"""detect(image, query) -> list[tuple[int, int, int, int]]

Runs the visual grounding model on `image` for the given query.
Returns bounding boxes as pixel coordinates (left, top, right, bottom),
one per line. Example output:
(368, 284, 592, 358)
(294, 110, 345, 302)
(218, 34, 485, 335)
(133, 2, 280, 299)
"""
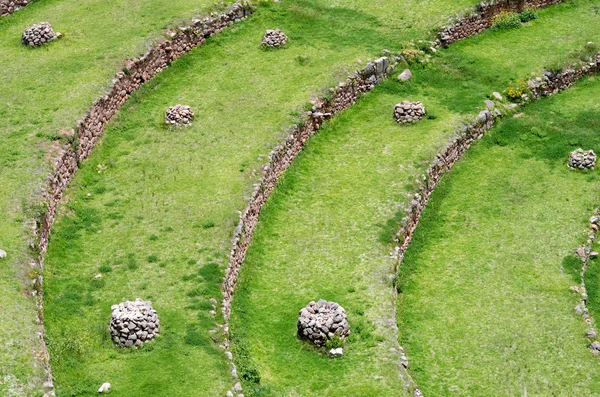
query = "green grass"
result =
(0, 0, 228, 395)
(398, 77, 600, 396)
(39, 0, 496, 395)
(230, 1, 600, 395)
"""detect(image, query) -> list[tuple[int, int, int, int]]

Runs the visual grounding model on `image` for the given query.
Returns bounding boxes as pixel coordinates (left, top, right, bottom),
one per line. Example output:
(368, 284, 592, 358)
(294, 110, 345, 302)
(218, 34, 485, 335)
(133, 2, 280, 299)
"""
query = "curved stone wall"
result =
(25, 3, 254, 395)
(438, 0, 566, 47)
(389, 53, 600, 372)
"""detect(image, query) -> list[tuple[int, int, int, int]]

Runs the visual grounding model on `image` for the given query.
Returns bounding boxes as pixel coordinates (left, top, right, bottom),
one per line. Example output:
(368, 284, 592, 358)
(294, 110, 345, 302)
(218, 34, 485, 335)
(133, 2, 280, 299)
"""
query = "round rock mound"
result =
(110, 299, 159, 348)
(262, 29, 287, 48)
(568, 148, 596, 170)
(394, 101, 426, 123)
(165, 104, 194, 126)
(22, 22, 57, 47)
(298, 299, 349, 346)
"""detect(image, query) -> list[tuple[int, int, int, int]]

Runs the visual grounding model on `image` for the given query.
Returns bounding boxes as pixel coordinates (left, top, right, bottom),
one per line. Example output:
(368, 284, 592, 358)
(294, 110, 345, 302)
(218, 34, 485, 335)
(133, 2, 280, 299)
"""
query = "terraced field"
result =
(397, 76, 600, 396)
(0, 1, 223, 395)
(2, 0, 600, 395)
(231, 0, 600, 395)
(41, 0, 486, 395)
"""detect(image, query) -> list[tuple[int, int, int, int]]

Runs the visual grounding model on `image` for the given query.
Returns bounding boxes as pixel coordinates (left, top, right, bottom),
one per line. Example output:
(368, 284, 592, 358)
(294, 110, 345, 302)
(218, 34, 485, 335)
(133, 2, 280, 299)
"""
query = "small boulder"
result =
(492, 92, 503, 101)
(329, 347, 344, 358)
(397, 69, 412, 81)
(0, 249, 6, 259)
(97, 383, 111, 393)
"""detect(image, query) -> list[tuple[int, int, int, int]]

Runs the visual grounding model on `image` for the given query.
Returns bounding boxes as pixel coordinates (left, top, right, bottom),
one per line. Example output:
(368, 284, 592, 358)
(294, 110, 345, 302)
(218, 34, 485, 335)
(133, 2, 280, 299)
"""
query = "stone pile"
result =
(568, 148, 596, 170)
(109, 299, 159, 347)
(22, 22, 57, 47)
(165, 104, 194, 126)
(1, 0, 30, 16)
(394, 101, 426, 123)
(297, 299, 349, 346)
(261, 29, 287, 48)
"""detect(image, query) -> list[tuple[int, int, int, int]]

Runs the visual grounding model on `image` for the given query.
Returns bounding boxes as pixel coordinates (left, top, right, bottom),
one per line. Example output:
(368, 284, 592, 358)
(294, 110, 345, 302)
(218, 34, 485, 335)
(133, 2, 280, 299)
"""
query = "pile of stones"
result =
(297, 299, 349, 346)
(22, 22, 58, 47)
(394, 101, 426, 123)
(261, 29, 287, 48)
(165, 104, 194, 126)
(568, 148, 596, 170)
(109, 299, 159, 347)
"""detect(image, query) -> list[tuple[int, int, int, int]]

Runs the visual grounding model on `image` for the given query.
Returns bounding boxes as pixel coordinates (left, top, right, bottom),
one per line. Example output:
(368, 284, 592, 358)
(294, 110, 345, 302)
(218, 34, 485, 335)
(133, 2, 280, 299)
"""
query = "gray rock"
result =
(329, 347, 344, 358)
(97, 383, 111, 393)
(492, 92, 503, 101)
(0, 249, 6, 259)
(397, 69, 412, 81)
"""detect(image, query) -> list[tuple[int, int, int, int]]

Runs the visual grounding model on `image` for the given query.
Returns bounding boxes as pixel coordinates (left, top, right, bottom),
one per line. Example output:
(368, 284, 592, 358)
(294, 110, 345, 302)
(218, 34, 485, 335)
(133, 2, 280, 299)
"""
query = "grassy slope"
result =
(0, 0, 221, 395)
(41, 0, 486, 396)
(232, 1, 600, 395)
(398, 79, 600, 395)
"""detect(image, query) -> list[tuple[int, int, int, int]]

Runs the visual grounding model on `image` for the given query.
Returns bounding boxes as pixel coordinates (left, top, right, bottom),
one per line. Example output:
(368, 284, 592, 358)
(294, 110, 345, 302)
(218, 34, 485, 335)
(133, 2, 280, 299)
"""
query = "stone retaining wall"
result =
(393, 52, 600, 270)
(438, 0, 566, 47)
(222, 56, 393, 323)
(389, 54, 600, 375)
(0, 0, 30, 16)
(28, 3, 254, 395)
(37, 2, 254, 252)
(572, 211, 600, 355)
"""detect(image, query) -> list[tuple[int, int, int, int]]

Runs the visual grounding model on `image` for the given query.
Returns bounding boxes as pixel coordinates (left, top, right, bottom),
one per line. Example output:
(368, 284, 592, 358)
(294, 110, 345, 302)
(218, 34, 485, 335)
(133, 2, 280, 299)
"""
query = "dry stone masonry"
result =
(0, 0, 30, 16)
(298, 300, 350, 346)
(32, 6, 254, 393)
(394, 101, 426, 123)
(261, 29, 287, 48)
(22, 22, 59, 47)
(222, 56, 393, 324)
(568, 149, 596, 170)
(569, 211, 600, 356)
(438, 0, 567, 47)
(166, 104, 194, 126)
(110, 299, 159, 347)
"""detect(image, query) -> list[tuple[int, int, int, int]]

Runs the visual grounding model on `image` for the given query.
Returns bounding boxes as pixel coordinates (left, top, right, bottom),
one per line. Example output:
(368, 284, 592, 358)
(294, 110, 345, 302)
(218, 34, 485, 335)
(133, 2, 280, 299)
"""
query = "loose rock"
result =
(394, 101, 426, 123)
(261, 29, 287, 48)
(22, 22, 57, 47)
(397, 69, 412, 81)
(568, 148, 596, 170)
(110, 299, 159, 347)
(297, 299, 350, 346)
(165, 104, 194, 126)
(0, 249, 6, 259)
(98, 383, 111, 393)
(329, 347, 344, 358)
